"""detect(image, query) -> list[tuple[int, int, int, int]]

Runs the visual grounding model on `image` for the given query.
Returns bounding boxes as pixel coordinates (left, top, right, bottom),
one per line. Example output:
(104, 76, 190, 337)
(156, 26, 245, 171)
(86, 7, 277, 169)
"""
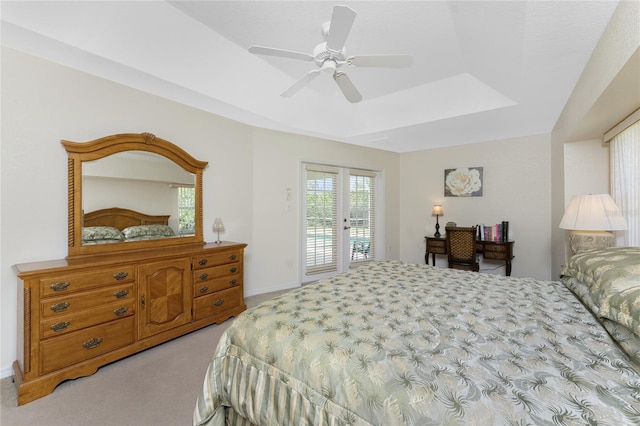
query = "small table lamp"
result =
(212, 218, 225, 244)
(432, 205, 444, 238)
(559, 194, 627, 255)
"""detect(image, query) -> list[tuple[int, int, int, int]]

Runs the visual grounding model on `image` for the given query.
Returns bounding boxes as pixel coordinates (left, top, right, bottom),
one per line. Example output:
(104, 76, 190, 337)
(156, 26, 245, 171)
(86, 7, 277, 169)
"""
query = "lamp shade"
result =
(432, 205, 444, 216)
(212, 218, 225, 231)
(559, 194, 627, 231)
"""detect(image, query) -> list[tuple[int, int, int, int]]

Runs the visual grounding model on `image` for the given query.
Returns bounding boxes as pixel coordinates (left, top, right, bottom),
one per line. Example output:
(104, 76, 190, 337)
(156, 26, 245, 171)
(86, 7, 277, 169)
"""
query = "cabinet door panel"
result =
(138, 259, 191, 339)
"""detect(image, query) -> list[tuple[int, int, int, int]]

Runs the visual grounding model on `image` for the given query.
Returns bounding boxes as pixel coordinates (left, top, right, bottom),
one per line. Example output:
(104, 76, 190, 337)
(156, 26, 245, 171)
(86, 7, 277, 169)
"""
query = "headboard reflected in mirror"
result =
(63, 133, 208, 259)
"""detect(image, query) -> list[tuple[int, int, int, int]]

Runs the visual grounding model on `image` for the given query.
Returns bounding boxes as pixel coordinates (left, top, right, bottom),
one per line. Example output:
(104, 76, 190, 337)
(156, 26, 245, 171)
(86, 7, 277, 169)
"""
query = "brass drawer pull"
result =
(229, 267, 238, 273)
(229, 279, 237, 286)
(50, 281, 70, 292)
(50, 321, 70, 332)
(113, 271, 129, 280)
(113, 289, 129, 299)
(50, 302, 70, 313)
(198, 259, 208, 266)
(229, 254, 237, 260)
(82, 337, 103, 350)
(199, 286, 209, 294)
(113, 307, 128, 317)
(214, 299, 224, 307)
(199, 273, 209, 281)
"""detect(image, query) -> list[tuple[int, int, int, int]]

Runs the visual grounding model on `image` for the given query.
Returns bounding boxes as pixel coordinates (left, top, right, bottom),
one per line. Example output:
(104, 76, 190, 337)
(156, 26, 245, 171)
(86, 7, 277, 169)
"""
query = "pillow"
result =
(122, 224, 175, 240)
(560, 247, 640, 357)
(82, 226, 124, 243)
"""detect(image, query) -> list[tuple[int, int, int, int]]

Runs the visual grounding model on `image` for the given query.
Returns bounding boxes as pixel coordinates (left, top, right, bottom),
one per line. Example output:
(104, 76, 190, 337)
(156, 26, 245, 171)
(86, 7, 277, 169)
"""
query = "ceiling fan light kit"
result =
(248, 5, 412, 103)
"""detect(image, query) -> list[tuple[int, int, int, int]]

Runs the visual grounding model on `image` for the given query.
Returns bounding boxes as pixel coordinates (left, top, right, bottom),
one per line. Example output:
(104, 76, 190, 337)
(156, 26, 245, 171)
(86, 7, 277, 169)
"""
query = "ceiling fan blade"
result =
(281, 69, 322, 97)
(281, 60, 336, 98)
(348, 54, 413, 68)
(248, 45, 314, 62)
(333, 72, 362, 103)
(326, 5, 357, 53)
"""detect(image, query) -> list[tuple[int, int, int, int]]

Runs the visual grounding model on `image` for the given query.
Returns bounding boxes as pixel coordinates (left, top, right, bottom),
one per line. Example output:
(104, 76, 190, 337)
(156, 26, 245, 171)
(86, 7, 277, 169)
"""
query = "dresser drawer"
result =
(194, 263, 240, 283)
(40, 266, 135, 297)
(40, 299, 135, 339)
(483, 250, 508, 260)
(482, 243, 512, 260)
(193, 287, 242, 321)
(483, 251, 507, 260)
(40, 316, 135, 374)
(484, 244, 507, 253)
(40, 284, 134, 318)
(426, 238, 447, 254)
(193, 249, 242, 270)
(194, 275, 240, 297)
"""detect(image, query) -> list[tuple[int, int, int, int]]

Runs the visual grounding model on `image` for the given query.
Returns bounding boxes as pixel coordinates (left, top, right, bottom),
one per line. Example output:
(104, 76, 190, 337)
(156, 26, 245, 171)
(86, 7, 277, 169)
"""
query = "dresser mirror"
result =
(64, 133, 208, 258)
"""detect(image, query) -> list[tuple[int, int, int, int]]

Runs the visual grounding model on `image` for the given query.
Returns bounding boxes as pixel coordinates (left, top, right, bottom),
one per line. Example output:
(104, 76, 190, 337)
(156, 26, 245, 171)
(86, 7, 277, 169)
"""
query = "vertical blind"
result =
(177, 186, 195, 235)
(305, 164, 339, 275)
(349, 169, 376, 262)
(610, 119, 640, 246)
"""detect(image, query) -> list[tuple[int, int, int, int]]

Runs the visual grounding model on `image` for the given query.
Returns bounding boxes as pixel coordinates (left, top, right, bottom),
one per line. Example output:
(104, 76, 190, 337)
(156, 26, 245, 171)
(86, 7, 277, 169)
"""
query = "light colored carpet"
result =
(0, 290, 291, 426)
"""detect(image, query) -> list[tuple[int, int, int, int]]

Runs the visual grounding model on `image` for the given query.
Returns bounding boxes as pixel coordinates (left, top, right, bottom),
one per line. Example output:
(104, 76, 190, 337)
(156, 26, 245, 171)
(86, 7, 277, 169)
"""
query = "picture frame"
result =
(444, 167, 483, 197)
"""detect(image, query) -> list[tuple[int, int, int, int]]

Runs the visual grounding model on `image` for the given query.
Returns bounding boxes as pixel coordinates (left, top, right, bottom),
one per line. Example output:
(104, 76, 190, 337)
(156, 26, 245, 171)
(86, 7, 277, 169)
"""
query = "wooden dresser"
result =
(13, 241, 246, 405)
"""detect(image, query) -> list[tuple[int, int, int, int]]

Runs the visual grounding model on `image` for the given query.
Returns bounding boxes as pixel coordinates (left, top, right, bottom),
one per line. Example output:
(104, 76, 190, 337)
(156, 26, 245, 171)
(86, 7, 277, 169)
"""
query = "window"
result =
(349, 170, 376, 263)
(304, 165, 338, 275)
(610, 119, 640, 246)
(177, 186, 195, 235)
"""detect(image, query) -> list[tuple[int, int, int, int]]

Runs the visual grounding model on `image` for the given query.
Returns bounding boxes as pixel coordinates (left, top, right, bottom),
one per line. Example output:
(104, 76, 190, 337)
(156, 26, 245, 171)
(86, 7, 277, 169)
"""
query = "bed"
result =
(194, 254, 640, 425)
(82, 207, 174, 244)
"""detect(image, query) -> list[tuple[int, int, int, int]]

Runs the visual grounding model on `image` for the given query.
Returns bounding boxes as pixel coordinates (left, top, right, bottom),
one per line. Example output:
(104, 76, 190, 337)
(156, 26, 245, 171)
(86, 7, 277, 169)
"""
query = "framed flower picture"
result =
(444, 167, 483, 197)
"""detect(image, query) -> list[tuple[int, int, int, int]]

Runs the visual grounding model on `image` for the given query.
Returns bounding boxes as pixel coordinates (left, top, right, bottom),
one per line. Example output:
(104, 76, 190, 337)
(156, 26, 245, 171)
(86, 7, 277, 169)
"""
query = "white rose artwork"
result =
(444, 167, 483, 197)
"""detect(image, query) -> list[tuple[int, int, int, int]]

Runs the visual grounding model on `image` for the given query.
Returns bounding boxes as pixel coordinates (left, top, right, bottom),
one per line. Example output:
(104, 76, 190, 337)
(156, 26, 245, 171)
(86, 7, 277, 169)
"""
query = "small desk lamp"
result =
(559, 194, 627, 255)
(432, 205, 444, 238)
(212, 218, 225, 244)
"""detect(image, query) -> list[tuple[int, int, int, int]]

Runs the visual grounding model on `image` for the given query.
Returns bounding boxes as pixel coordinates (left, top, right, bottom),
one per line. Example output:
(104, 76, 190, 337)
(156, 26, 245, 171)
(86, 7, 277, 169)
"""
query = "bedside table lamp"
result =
(432, 205, 444, 238)
(212, 218, 225, 244)
(559, 194, 627, 255)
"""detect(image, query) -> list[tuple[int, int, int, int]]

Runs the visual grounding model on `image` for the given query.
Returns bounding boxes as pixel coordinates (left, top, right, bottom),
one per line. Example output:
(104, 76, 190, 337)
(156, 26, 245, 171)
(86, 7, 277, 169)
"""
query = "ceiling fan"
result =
(248, 5, 413, 103)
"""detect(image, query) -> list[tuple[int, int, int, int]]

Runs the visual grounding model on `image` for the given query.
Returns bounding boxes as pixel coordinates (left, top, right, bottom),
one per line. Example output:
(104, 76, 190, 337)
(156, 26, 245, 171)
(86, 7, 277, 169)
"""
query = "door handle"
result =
(343, 226, 351, 230)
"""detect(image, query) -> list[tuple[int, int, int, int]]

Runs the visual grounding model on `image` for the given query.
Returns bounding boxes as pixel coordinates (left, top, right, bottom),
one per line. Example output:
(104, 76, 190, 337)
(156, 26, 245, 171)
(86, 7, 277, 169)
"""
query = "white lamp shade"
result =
(432, 205, 444, 216)
(212, 218, 225, 231)
(559, 194, 628, 231)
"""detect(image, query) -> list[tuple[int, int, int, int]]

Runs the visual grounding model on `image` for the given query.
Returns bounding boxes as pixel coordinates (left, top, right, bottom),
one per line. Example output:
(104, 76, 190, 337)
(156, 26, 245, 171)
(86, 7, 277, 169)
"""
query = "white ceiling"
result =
(1, 1, 622, 152)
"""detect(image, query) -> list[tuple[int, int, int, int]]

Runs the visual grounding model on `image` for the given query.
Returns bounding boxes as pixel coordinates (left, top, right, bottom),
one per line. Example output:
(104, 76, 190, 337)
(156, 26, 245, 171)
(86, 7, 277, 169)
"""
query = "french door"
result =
(302, 163, 379, 282)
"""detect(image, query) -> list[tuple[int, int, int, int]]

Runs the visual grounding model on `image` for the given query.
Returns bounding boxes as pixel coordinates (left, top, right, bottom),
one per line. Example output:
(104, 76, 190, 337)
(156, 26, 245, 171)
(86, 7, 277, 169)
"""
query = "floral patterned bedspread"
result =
(194, 260, 640, 426)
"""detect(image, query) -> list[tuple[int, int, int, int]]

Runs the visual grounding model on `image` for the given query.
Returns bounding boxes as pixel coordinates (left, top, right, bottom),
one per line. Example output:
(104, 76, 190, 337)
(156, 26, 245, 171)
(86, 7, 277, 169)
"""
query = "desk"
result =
(425, 236, 514, 276)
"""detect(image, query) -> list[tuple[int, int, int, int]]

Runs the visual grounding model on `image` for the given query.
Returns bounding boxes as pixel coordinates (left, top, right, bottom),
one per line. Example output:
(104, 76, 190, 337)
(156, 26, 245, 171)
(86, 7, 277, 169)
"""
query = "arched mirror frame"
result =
(63, 132, 208, 259)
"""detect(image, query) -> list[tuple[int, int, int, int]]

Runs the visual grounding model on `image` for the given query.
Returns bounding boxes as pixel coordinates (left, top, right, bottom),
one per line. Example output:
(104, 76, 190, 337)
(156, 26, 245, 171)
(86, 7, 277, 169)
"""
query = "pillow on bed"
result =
(560, 247, 640, 357)
(82, 226, 124, 244)
(122, 224, 175, 241)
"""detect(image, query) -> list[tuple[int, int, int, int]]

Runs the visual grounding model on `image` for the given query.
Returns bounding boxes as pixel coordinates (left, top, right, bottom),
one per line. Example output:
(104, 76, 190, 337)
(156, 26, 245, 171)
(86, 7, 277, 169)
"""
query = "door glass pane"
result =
(305, 169, 338, 275)
(349, 172, 375, 263)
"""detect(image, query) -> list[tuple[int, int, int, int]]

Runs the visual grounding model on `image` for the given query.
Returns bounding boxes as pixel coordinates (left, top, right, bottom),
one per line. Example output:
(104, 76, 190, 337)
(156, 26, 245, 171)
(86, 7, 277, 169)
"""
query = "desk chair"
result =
(445, 226, 479, 272)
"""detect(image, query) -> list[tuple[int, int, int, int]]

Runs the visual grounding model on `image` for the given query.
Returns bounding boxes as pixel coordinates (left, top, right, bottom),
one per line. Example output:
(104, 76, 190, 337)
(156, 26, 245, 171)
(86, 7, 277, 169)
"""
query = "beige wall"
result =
(564, 140, 610, 201)
(249, 128, 400, 293)
(399, 134, 552, 280)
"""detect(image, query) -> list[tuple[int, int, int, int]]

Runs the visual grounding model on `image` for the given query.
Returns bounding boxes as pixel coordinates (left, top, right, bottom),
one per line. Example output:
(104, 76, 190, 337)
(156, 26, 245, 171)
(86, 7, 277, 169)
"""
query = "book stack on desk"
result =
(479, 221, 509, 241)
